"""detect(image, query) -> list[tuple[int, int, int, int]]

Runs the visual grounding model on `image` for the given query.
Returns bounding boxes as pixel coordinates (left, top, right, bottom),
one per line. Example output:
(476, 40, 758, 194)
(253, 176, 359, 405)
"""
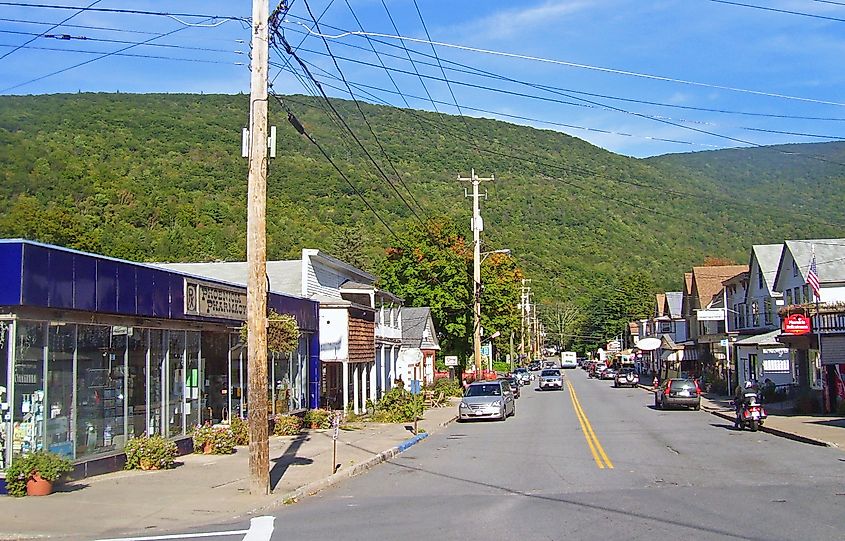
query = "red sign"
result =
(783, 313, 812, 335)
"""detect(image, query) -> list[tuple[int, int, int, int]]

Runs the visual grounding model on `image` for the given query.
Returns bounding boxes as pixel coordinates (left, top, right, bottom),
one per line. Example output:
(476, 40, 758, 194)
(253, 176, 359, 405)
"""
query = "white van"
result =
(561, 351, 578, 369)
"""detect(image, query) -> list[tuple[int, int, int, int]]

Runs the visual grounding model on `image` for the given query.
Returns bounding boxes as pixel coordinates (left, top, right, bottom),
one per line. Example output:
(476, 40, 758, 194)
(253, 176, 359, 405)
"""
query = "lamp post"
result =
(474, 249, 511, 378)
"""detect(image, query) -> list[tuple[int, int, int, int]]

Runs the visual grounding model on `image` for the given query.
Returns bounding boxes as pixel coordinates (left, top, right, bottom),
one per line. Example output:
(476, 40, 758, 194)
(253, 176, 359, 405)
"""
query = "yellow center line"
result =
(566, 380, 614, 469)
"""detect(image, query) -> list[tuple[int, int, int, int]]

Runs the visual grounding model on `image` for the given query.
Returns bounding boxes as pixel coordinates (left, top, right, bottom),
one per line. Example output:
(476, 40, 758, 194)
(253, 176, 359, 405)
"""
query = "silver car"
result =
(538, 369, 563, 390)
(458, 381, 515, 421)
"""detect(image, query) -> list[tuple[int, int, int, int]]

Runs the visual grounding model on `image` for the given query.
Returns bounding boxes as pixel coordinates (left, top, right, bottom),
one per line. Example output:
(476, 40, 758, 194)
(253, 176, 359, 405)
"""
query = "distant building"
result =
(400, 307, 440, 385)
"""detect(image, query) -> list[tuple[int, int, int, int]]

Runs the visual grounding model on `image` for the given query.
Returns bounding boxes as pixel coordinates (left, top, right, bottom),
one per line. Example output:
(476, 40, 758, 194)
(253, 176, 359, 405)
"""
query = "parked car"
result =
(654, 378, 701, 410)
(538, 369, 563, 390)
(614, 368, 639, 388)
(528, 361, 541, 371)
(588, 363, 607, 378)
(600, 367, 616, 380)
(542, 360, 558, 370)
(458, 380, 515, 421)
(513, 367, 531, 385)
(499, 376, 521, 399)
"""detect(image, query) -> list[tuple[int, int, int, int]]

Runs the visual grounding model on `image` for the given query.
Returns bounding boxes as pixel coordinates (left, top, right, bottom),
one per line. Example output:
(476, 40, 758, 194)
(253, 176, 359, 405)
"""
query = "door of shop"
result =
(0, 321, 9, 470)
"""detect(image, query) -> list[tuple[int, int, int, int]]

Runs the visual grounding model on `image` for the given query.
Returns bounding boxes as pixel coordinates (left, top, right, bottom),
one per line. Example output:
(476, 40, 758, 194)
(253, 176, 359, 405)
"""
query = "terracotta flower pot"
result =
(203, 441, 214, 455)
(139, 458, 159, 471)
(26, 473, 54, 496)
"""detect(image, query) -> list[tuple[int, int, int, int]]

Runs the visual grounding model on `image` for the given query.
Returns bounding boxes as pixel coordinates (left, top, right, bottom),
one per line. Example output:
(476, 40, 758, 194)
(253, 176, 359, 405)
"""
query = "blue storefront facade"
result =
(0, 240, 319, 484)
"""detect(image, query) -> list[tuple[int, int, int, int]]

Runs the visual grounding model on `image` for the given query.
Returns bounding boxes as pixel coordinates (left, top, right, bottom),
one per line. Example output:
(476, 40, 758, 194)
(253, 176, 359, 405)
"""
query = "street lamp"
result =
(474, 248, 511, 378)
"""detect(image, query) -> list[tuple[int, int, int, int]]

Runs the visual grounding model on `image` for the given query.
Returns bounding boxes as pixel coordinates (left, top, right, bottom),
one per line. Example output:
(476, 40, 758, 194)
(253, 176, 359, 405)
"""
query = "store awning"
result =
(734, 329, 782, 347)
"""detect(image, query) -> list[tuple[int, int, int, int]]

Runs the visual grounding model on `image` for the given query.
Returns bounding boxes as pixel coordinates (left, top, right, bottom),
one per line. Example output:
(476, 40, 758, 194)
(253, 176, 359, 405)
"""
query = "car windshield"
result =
(619, 368, 635, 374)
(670, 380, 696, 391)
(465, 383, 502, 396)
(514, 368, 527, 373)
(541, 370, 560, 377)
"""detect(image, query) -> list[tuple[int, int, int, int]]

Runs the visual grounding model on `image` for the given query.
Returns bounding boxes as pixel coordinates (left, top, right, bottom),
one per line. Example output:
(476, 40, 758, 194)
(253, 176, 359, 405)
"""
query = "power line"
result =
(704, 0, 845, 23)
(0, 29, 246, 55)
(282, 18, 845, 108)
(0, 0, 100, 62)
(281, 20, 845, 123)
(1, 16, 220, 93)
(0, 2, 248, 24)
(0, 43, 244, 65)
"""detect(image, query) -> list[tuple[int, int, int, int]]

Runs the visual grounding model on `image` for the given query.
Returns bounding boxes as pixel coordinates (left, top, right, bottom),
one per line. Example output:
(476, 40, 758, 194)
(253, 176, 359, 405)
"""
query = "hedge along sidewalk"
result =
(0, 400, 460, 541)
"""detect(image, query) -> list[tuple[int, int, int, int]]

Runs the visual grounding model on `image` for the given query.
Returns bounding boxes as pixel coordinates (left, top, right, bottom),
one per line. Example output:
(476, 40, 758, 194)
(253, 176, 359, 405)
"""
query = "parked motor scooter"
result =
(732, 392, 767, 432)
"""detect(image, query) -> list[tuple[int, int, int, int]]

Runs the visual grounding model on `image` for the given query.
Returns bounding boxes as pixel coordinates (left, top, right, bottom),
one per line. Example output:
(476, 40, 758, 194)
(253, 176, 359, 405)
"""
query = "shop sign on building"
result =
(696, 308, 724, 321)
(444, 355, 459, 366)
(783, 313, 811, 335)
(184, 278, 247, 320)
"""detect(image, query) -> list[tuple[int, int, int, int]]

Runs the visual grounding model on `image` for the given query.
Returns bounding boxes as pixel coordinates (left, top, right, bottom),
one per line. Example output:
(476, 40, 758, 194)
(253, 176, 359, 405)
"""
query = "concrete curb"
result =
(700, 405, 835, 448)
(640, 384, 835, 448)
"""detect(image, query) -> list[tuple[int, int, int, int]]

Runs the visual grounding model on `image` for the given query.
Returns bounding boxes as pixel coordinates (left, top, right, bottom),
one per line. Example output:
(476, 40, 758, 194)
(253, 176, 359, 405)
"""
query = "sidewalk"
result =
(639, 384, 845, 449)
(0, 400, 460, 541)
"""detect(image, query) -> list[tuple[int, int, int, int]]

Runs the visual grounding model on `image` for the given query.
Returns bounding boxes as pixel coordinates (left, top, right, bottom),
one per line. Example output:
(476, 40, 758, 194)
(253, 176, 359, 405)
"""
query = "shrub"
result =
(273, 414, 303, 436)
(229, 416, 249, 446)
(5, 451, 74, 497)
(125, 435, 178, 471)
(192, 424, 236, 454)
(303, 409, 331, 429)
(430, 377, 463, 398)
(493, 361, 511, 373)
(370, 387, 424, 423)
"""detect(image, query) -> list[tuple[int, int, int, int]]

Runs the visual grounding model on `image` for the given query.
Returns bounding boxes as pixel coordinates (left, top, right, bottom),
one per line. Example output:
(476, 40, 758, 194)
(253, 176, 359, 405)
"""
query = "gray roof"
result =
(734, 329, 782, 347)
(778, 239, 845, 286)
(155, 260, 303, 296)
(751, 243, 784, 292)
(401, 307, 439, 348)
(664, 292, 683, 318)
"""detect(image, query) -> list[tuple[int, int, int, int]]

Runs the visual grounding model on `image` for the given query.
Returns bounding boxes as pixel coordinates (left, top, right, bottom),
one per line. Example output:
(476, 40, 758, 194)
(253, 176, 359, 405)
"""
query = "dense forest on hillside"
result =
(1, 93, 842, 309)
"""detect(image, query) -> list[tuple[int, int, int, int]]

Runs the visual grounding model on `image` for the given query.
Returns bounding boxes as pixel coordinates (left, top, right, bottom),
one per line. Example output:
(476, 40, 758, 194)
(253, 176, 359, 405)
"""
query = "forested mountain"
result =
(1, 93, 842, 306)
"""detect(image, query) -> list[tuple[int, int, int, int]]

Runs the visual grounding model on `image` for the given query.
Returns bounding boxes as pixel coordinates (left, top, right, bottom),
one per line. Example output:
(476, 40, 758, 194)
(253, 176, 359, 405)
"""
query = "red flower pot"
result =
(26, 473, 54, 496)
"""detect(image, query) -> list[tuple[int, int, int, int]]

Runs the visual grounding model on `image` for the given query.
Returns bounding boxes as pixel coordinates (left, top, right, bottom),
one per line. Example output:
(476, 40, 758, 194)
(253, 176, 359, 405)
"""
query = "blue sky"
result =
(1, 0, 843, 157)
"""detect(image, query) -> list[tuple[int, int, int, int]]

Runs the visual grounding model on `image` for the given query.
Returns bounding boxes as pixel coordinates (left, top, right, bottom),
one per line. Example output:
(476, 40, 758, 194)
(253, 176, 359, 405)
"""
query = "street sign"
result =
(444, 355, 459, 367)
(719, 339, 729, 347)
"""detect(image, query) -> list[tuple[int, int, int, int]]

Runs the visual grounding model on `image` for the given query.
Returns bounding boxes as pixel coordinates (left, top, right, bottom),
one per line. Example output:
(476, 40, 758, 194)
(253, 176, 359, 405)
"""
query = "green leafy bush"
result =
(5, 451, 74, 497)
(430, 377, 463, 397)
(493, 361, 511, 373)
(229, 416, 249, 446)
(124, 435, 178, 471)
(303, 409, 331, 429)
(273, 414, 303, 436)
(192, 424, 236, 454)
(370, 388, 424, 423)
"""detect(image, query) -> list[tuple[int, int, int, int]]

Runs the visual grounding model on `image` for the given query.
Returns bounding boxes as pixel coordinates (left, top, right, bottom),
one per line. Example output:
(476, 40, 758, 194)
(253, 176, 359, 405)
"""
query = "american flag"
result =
(807, 249, 821, 300)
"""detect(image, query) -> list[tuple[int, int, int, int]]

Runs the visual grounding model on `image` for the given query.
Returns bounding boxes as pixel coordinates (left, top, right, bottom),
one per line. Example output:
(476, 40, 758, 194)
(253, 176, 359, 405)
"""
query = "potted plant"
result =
(6, 451, 74, 497)
(192, 423, 236, 455)
(303, 409, 332, 429)
(229, 416, 249, 446)
(124, 435, 178, 471)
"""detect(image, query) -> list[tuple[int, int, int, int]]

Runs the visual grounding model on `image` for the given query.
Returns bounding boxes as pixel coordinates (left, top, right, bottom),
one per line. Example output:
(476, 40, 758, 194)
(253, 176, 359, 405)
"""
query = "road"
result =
(155, 364, 845, 541)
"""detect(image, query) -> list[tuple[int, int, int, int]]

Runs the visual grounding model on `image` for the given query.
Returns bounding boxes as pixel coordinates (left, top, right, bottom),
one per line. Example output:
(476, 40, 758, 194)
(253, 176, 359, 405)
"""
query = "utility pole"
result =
(460, 169, 494, 378)
(246, 0, 270, 496)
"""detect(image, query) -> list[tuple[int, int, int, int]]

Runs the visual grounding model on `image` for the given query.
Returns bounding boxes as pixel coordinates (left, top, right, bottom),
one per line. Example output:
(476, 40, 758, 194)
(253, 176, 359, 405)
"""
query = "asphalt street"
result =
(130, 364, 845, 541)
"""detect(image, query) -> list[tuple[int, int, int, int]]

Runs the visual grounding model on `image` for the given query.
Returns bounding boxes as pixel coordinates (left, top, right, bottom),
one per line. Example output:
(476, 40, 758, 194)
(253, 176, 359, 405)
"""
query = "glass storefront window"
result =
(127, 328, 148, 438)
(272, 351, 291, 415)
(76, 325, 127, 459)
(185, 331, 201, 429)
(0, 321, 10, 470)
(13, 321, 46, 460)
(149, 330, 164, 436)
(47, 323, 74, 459)
(167, 331, 186, 437)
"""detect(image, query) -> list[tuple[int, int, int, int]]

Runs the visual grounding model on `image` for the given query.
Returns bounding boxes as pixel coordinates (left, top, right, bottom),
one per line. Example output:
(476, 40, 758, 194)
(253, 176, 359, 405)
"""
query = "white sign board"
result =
(444, 355, 459, 367)
(696, 309, 724, 321)
(184, 278, 247, 320)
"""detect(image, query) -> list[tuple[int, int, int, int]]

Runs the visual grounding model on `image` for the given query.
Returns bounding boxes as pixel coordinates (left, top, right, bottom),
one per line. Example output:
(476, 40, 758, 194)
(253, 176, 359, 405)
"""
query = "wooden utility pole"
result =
(246, 0, 270, 496)
(460, 169, 494, 378)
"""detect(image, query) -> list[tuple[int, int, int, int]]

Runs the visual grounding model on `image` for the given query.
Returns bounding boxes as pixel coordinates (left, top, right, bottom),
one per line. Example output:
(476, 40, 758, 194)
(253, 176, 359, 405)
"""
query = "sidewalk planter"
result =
(124, 435, 178, 471)
(5, 451, 74, 497)
(228, 416, 250, 446)
(192, 424, 236, 455)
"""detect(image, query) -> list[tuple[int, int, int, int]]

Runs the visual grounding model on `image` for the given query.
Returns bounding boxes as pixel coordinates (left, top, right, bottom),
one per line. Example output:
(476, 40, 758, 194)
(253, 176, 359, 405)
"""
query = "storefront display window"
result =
(292, 337, 308, 411)
(185, 331, 201, 428)
(13, 321, 46, 461)
(1, 321, 10, 470)
(127, 328, 148, 438)
(271, 351, 291, 415)
(167, 331, 186, 437)
(149, 330, 164, 436)
(47, 323, 74, 459)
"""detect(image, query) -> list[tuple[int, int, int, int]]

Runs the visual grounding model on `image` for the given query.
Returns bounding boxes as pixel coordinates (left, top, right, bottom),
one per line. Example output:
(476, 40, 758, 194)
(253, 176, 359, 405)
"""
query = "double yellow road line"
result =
(566, 381, 614, 469)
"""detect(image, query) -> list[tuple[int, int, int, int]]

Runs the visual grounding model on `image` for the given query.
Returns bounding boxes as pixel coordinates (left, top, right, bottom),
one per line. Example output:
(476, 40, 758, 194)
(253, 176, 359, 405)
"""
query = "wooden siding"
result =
(348, 314, 375, 362)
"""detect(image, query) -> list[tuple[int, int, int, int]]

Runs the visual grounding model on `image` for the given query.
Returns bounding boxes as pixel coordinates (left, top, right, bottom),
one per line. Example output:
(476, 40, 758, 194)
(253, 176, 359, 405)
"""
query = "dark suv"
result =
(654, 378, 701, 410)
